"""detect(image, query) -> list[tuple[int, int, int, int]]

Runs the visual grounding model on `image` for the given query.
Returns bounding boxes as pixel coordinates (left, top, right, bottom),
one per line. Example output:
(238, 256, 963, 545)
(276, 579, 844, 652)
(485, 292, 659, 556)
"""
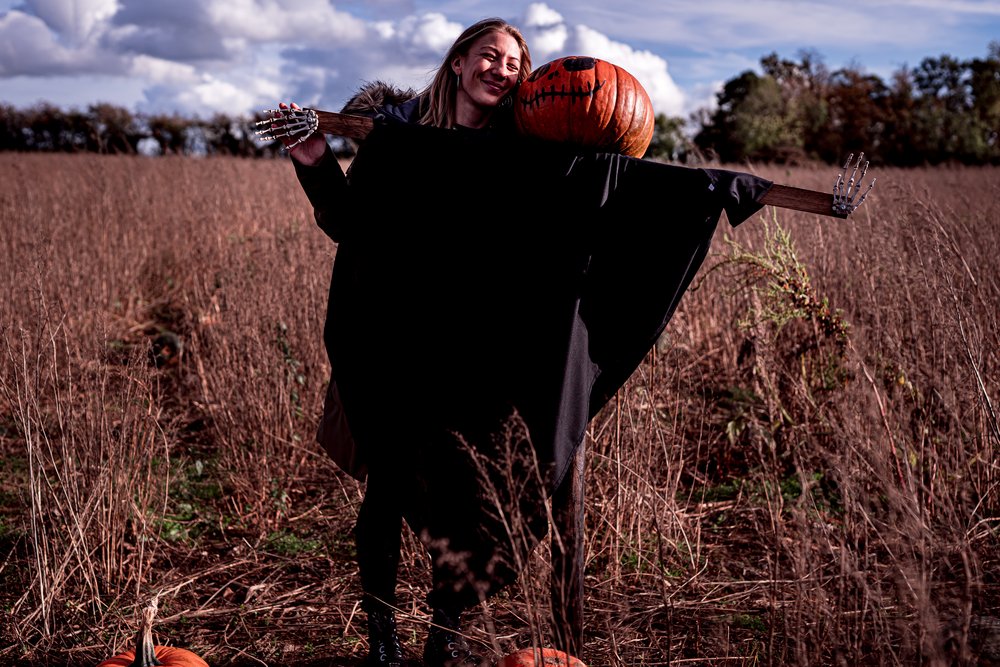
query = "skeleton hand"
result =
(255, 103, 318, 146)
(832, 152, 876, 215)
(255, 103, 327, 164)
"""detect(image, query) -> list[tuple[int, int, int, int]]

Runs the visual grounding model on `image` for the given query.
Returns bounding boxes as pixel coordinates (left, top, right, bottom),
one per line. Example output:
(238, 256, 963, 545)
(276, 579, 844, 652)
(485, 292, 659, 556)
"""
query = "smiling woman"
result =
(274, 18, 536, 667)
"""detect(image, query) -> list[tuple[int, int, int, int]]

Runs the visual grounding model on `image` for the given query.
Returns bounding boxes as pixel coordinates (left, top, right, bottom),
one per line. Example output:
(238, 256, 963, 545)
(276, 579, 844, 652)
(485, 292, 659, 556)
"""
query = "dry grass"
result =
(0, 154, 997, 666)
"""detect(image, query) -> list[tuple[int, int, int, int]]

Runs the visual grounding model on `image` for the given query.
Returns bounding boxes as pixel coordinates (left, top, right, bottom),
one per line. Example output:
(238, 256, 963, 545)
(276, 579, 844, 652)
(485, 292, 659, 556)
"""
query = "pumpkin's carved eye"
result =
(526, 62, 551, 83)
(562, 56, 596, 72)
(514, 55, 655, 157)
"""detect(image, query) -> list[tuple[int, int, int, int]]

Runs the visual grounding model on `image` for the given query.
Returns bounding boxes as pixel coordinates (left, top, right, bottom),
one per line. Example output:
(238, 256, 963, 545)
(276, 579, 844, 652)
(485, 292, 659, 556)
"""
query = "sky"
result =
(1, 0, 998, 123)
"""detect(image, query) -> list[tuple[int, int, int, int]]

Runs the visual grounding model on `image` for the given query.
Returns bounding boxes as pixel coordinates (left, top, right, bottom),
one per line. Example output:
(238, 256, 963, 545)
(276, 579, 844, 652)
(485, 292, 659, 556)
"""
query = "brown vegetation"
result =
(0, 154, 997, 666)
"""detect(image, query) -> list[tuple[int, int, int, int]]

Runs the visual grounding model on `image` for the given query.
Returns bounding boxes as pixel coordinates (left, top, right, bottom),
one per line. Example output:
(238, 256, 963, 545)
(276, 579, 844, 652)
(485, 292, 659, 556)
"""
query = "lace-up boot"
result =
(365, 604, 405, 667)
(422, 608, 489, 667)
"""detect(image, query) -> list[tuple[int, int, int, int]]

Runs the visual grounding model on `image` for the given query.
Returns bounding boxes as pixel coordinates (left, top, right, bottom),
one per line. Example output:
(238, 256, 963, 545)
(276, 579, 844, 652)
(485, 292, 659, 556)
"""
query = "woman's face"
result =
(452, 30, 522, 125)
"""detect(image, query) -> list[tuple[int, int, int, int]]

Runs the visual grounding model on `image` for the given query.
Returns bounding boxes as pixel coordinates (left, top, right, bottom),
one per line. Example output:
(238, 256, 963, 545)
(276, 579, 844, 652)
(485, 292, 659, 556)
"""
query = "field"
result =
(0, 153, 998, 666)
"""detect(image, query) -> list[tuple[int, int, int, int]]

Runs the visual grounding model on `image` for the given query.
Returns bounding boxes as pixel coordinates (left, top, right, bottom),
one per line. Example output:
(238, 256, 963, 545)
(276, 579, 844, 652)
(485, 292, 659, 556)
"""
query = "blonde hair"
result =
(418, 17, 532, 128)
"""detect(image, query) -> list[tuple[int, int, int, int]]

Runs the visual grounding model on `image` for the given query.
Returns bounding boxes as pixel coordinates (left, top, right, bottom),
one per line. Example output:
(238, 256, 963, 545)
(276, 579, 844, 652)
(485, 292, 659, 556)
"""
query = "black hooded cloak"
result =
(295, 115, 771, 602)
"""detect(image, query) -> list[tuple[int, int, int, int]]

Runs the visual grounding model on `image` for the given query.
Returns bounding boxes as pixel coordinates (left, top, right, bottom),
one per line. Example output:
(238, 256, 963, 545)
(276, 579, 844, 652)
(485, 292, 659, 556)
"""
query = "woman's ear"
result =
(451, 57, 462, 77)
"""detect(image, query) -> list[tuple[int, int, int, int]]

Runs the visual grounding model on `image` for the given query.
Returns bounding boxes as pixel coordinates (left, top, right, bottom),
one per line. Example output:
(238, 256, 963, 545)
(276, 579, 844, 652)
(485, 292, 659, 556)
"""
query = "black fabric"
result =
(355, 472, 403, 607)
(297, 120, 772, 605)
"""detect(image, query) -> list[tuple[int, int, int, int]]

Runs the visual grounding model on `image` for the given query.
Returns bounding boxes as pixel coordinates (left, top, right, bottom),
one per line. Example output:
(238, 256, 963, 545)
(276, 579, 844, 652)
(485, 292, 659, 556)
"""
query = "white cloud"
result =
(392, 12, 462, 59)
(129, 54, 200, 86)
(0, 9, 112, 75)
(686, 80, 723, 117)
(523, 2, 564, 28)
(522, 18, 568, 61)
(565, 0, 945, 52)
(204, 0, 367, 44)
(144, 73, 266, 117)
(23, 0, 117, 45)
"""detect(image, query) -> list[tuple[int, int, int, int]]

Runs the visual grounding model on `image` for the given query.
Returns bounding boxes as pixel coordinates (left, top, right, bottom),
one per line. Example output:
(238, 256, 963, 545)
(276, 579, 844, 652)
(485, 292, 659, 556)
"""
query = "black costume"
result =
(293, 92, 772, 613)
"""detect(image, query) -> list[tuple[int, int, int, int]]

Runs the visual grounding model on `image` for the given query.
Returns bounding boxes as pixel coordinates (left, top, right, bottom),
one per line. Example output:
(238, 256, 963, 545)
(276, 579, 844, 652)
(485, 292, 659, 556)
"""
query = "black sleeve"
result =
(292, 146, 350, 242)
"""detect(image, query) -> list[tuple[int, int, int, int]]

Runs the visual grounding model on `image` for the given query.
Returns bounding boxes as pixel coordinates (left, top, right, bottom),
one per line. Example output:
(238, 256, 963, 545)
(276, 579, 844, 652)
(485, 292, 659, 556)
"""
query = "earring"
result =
(455, 72, 461, 89)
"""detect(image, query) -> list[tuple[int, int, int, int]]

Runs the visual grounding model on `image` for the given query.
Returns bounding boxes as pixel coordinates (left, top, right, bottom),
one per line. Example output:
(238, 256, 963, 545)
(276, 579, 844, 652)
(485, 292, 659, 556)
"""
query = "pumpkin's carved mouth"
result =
(517, 79, 605, 108)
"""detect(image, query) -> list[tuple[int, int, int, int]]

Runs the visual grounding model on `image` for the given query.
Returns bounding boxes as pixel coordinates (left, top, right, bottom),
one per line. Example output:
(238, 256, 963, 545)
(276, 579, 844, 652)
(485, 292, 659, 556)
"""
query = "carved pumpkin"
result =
(498, 647, 588, 667)
(515, 55, 655, 157)
(97, 599, 209, 667)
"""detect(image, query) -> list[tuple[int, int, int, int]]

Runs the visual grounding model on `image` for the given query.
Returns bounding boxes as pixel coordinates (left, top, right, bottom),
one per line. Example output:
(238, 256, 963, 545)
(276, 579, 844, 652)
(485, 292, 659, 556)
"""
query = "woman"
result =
(279, 17, 533, 667)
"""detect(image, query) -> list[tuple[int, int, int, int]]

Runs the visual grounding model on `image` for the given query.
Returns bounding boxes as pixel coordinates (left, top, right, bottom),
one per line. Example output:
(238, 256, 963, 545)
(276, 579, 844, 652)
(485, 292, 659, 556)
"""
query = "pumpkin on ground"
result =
(97, 597, 209, 667)
(498, 647, 588, 667)
(514, 55, 655, 158)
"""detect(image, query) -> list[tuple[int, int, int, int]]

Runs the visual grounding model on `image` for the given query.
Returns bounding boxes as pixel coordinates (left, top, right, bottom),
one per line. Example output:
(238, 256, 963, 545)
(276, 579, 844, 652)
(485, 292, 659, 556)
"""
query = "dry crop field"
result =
(0, 153, 997, 666)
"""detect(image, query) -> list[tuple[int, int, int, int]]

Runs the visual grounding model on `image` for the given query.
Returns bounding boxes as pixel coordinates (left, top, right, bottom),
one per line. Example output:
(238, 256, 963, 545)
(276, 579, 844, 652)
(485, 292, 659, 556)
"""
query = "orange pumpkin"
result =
(515, 55, 655, 157)
(97, 598, 208, 667)
(498, 647, 588, 667)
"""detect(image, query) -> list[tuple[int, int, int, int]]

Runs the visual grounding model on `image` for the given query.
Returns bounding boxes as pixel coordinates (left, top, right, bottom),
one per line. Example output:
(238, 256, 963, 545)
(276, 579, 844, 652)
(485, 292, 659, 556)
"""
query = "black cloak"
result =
(295, 118, 771, 602)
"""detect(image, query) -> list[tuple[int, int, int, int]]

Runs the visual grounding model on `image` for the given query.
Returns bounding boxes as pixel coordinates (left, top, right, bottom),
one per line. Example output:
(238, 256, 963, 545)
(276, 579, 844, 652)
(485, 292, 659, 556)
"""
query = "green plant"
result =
(266, 530, 321, 556)
(717, 215, 850, 352)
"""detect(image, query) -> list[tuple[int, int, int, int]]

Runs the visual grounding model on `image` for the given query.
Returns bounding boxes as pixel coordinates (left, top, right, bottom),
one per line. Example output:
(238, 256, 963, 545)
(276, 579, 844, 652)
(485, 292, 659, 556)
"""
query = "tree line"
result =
(0, 102, 283, 157)
(2, 43, 997, 166)
(690, 43, 1000, 166)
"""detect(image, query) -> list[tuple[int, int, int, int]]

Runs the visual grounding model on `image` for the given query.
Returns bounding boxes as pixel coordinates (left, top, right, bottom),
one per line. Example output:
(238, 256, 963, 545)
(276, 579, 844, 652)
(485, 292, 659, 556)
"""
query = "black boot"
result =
(365, 604, 405, 667)
(422, 609, 488, 667)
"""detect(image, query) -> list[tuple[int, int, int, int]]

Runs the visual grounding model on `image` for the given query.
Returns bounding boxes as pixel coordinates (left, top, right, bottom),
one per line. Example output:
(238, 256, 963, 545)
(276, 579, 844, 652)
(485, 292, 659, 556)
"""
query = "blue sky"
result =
(1, 0, 997, 122)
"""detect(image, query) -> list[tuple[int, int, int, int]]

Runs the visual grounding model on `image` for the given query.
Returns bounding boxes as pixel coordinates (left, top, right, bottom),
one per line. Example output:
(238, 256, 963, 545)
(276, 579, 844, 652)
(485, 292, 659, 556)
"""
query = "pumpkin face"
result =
(498, 647, 588, 667)
(96, 645, 209, 667)
(515, 55, 655, 157)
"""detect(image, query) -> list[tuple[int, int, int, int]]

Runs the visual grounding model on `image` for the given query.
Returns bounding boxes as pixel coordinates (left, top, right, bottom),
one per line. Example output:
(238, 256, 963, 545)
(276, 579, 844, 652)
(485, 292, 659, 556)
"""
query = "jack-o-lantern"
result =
(515, 55, 655, 157)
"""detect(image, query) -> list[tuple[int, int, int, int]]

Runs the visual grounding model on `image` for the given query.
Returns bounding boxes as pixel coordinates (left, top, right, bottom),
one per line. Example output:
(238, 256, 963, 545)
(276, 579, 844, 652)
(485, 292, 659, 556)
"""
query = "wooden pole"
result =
(759, 183, 846, 218)
(291, 108, 852, 220)
(551, 442, 586, 656)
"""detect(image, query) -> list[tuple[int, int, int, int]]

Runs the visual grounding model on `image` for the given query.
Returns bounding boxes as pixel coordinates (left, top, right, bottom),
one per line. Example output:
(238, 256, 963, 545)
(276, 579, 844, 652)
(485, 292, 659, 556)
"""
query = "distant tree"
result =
(822, 67, 891, 164)
(736, 75, 806, 161)
(694, 70, 758, 162)
(88, 104, 140, 154)
(762, 50, 831, 162)
(695, 44, 999, 165)
(203, 113, 237, 155)
(64, 108, 102, 152)
(695, 68, 807, 163)
(880, 68, 921, 166)
(198, 113, 271, 157)
(146, 114, 190, 155)
(644, 113, 690, 162)
(0, 104, 29, 151)
(968, 42, 1000, 163)
(909, 53, 997, 163)
(695, 52, 835, 164)
(23, 103, 70, 151)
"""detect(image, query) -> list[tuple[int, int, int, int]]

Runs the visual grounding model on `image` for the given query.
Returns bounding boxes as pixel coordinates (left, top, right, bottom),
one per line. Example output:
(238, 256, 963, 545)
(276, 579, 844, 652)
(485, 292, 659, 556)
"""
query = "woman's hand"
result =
(278, 102, 328, 166)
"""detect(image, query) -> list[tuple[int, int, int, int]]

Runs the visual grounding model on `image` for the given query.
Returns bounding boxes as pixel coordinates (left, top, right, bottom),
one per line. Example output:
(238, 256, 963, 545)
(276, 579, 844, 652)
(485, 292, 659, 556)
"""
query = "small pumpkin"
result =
(498, 647, 587, 667)
(515, 55, 655, 157)
(97, 597, 209, 667)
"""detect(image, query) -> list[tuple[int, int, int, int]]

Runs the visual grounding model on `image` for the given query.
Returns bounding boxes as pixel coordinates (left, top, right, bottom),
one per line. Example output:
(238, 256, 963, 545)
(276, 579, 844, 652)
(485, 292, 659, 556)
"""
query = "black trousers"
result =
(355, 466, 404, 610)
(353, 418, 547, 617)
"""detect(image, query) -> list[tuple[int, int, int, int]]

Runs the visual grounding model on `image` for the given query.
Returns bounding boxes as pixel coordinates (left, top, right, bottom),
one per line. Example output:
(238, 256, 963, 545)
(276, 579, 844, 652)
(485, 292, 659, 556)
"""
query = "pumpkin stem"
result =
(129, 596, 163, 667)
